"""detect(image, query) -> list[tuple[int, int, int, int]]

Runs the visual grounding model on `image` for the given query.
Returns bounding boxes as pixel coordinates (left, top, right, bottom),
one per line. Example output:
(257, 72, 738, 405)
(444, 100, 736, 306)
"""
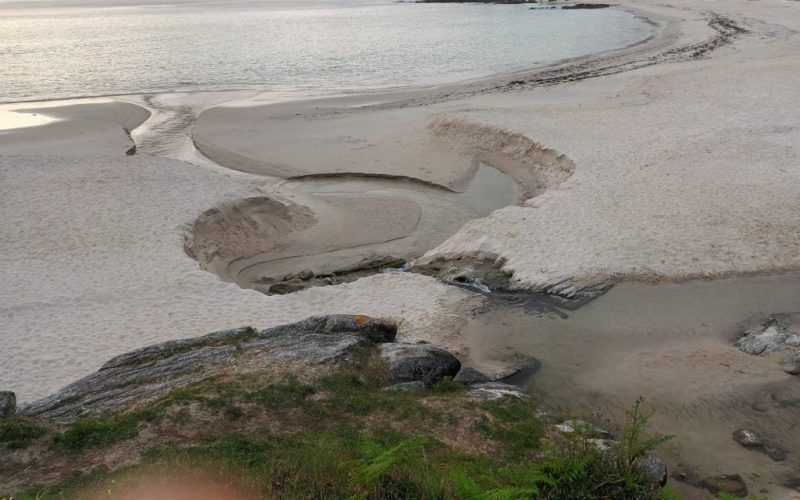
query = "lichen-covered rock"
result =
(466, 382, 527, 400)
(636, 455, 668, 487)
(554, 419, 612, 439)
(378, 343, 460, 385)
(732, 428, 763, 448)
(736, 316, 800, 355)
(732, 428, 787, 461)
(22, 315, 390, 422)
(453, 367, 491, 385)
(0, 391, 16, 418)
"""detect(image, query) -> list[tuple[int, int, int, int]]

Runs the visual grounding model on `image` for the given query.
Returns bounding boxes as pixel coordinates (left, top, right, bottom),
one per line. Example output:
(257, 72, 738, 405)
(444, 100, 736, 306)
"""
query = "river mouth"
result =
(460, 272, 800, 495)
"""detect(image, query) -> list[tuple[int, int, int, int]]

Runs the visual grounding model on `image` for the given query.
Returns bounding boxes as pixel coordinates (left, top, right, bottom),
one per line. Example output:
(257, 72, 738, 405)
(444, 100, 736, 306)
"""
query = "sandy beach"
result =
(2, 0, 800, 496)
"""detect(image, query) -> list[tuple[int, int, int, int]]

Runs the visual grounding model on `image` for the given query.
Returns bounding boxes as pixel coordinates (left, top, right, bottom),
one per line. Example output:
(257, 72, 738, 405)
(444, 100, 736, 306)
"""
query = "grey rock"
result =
(763, 444, 788, 462)
(0, 391, 16, 418)
(701, 474, 748, 498)
(554, 419, 612, 439)
(269, 280, 307, 295)
(534, 406, 556, 421)
(636, 455, 668, 487)
(279, 315, 397, 343)
(384, 381, 426, 392)
(736, 317, 800, 355)
(781, 351, 800, 375)
(22, 315, 387, 422)
(453, 367, 491, 385)
(732, 429, 787, 462)
(243, 332, 373, 366)
(379, 343, 460, 385)
(466, 382, 527, 400)
(732, 428, 763, 448)
(297, 269, 315, 281)
(99, 326, 257, 371)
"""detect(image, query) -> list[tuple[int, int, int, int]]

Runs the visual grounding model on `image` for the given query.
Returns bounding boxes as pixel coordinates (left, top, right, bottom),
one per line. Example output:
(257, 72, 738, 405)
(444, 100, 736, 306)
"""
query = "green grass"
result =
(475, 397, 543, 461)
(10, 362, 671, 499)
(53, 408, 163, 453)
(0, 417, 47, 449)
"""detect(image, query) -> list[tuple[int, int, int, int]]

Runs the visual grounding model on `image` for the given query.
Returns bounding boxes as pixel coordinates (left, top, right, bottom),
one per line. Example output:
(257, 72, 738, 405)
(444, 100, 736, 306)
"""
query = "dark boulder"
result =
(379, 343, 460, 385)
(453, 367, 491, 385)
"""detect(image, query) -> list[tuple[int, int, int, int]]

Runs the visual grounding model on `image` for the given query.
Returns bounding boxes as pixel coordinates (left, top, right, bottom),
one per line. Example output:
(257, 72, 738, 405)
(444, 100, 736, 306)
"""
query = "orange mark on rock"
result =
(355, 315, 367, 325)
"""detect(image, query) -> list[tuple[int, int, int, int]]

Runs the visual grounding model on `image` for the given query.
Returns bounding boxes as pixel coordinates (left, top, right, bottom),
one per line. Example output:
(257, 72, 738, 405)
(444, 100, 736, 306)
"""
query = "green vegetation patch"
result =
(53, 408, 163, 453)
(0, 417, 47, 449)
(9, 359, 672, 499)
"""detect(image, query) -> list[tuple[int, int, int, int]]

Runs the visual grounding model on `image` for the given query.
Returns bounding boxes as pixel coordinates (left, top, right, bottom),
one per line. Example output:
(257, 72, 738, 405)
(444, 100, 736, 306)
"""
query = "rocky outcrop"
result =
(379, 343, 461, 385)
(0, 392, 15, 418)
(21, 315, 397, 422)
(279, 315, 397, 343)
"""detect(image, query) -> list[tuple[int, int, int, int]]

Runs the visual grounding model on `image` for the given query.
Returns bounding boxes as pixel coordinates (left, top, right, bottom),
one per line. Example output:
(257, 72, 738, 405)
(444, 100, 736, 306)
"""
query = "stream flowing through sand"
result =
(460, 272, 800, 495)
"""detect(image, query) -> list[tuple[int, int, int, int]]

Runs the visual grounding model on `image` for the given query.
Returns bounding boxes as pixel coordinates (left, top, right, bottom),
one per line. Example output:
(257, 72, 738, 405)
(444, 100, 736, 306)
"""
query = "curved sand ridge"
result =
(188, 92, 590, 292)
(184, 163, 527, 293)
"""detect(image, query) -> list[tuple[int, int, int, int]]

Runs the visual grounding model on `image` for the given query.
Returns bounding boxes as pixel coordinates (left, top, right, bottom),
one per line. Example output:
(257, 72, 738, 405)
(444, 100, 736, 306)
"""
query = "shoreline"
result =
(0, 3, 661, 108)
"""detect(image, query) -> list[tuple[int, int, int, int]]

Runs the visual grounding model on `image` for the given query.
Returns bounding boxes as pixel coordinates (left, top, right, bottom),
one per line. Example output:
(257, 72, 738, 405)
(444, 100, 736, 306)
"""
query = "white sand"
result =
(0, 104, 470, 401)
(0, 100, 150, 155)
